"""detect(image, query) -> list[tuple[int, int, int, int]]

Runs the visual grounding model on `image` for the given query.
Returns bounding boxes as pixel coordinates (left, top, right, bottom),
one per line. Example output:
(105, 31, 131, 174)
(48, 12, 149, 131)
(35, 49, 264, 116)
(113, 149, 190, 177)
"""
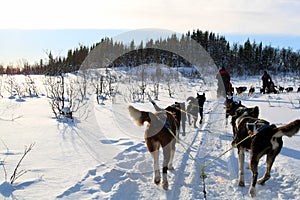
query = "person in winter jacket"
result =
(216, 67, 231, 97)
(261, 71, 272, 93)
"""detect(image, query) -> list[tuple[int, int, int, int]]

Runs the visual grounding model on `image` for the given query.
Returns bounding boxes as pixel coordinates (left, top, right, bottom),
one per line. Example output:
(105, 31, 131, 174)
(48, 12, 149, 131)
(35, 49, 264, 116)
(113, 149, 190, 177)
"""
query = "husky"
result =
(150, 99, 186, 136)
(267, 81, 278, 94)
(278, 86, 284, 93)
(248, 86, 255, 96)
(186, 93, 206, 128)
(231, 106, 300, 197)
(128, 105, 178, 190)
(236, 86, 247, 95)
(285, 87, 293, 92)
(224, 96, 245, 127)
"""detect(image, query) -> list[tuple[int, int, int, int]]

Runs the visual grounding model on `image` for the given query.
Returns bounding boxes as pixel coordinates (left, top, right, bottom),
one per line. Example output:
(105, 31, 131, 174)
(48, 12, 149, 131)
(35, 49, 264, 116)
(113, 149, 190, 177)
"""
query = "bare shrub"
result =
(4, 75, 24, 99)
(10, 143, 35, 184)
(24, 75, 39, 97)
(44, 72, 88, 120)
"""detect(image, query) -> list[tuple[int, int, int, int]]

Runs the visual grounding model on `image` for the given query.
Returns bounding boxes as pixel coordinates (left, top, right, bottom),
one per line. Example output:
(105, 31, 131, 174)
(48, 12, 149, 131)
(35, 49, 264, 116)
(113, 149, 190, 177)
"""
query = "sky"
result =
(0, 0, 300, 66)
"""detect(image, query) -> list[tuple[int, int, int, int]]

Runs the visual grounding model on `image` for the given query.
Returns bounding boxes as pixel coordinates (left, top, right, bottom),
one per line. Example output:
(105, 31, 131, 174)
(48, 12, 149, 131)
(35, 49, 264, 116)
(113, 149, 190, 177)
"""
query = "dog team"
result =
(129, 93, 205, 191)
(217, 68, 300, 96)
(128, 68, 300, 198)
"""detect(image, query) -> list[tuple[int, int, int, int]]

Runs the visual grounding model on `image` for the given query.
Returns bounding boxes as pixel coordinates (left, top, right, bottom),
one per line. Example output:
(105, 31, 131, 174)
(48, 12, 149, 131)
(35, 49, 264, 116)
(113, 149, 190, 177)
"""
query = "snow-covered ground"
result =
(0, 72, 299, 200)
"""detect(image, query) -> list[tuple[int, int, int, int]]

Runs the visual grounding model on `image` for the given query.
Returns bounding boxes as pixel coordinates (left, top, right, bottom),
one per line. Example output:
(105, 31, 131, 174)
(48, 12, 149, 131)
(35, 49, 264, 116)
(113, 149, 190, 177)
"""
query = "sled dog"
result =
(150, 99, 186, 136)
(128, 105, 178, 190)
(186, 93, 206, 128)
(231, 106, 300, 197)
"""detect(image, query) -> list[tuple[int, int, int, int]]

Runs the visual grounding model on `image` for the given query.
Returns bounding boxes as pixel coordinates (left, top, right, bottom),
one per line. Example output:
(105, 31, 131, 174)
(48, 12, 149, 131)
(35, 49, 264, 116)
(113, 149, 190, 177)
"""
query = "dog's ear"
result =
(203, 92, 205, 96)
(270, 124, 277, 129)
(238, 101, 241, 105)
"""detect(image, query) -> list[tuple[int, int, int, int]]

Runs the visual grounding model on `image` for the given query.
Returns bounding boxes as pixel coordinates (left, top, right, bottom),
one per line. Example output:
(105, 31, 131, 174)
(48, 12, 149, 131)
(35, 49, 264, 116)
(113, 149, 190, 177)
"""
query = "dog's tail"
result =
(128, 105, 153, 126)
(273, 119, 300, 138)
(150, 100, 163, 112)
(147, 94, 163, 112)
(186, 96, 195, 102)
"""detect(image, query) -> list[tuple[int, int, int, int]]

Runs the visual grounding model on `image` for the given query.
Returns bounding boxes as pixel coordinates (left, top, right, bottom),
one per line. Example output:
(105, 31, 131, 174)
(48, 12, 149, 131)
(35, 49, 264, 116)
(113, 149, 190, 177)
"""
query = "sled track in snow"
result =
(166, 98, 226, 199)
(179, 98, 249, 199)
(201, 99, 249, 199)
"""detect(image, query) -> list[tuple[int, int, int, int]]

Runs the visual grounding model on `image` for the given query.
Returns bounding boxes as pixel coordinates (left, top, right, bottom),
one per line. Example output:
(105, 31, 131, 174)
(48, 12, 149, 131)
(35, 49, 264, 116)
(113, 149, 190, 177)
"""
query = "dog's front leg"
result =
(187, 114, 192, 126)
(225, 112, 230, 126)
(168, 140, 176, 170)
(199, 108, 203, 124)
(181, 121, 186, 136)
(238, 147, 245, 187)
(193, 118, 198, 128)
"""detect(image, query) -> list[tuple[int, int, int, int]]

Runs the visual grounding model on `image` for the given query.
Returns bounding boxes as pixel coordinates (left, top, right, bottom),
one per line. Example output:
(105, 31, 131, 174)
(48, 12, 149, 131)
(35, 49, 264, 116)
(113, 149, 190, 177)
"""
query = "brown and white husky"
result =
(128, 105, 178, 190)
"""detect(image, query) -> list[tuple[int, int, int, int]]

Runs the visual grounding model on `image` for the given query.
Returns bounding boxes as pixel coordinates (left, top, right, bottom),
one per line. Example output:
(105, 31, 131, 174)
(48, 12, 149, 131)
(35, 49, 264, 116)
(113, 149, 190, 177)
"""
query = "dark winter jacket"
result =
(261, 72, 272, 87)
(216, 69, 230, 88)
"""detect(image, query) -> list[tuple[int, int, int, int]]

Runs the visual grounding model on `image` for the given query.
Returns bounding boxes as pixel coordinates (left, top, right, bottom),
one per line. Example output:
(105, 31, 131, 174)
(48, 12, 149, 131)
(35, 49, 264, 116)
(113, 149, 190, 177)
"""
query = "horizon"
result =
(1, 29, 300, 67)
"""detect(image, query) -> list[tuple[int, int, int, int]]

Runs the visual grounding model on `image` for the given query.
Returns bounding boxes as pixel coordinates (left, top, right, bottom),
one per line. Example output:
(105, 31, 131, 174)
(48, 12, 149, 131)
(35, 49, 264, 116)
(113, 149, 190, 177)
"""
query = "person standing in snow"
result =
(261, 70, 272, 93)
(216, 67, 231, 97)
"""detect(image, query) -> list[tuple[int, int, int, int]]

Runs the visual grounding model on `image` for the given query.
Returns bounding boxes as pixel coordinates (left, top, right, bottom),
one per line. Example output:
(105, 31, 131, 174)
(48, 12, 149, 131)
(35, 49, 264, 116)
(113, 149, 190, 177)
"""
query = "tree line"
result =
(1, 29, 299, 76)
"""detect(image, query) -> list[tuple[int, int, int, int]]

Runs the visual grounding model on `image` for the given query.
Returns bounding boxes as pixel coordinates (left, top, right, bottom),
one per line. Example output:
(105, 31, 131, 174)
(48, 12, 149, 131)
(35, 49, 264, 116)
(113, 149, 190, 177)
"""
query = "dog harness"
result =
(246, 120, 270, 136)
(156, 111, 178, 134)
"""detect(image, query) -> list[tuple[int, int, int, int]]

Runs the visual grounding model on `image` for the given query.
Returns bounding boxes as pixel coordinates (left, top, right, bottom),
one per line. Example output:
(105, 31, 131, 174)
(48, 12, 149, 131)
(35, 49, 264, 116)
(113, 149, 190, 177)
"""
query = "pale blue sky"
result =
(0, 29, 125, 66)
(1, 0, 300, 66)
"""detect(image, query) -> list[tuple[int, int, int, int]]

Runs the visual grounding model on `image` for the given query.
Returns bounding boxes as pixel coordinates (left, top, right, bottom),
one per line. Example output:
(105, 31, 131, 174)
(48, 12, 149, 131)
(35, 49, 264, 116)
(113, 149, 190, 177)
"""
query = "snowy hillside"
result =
(0, 72, 299, 200)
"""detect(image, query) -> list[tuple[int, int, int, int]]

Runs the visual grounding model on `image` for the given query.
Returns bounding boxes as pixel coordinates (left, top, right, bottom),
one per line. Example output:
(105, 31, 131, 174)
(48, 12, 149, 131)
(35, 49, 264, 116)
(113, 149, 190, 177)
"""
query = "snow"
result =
(0, 72, 299, 199)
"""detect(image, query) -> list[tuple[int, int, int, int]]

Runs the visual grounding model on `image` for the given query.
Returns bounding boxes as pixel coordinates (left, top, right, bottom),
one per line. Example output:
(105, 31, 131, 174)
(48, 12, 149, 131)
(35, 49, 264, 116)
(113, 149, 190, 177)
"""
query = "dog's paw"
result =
(258, 178, 268, 185)
(238, 181, 245, 187)
(162, 181, 169, 190)
(154, 177, 161, 185)
(249, 186, 256, 197)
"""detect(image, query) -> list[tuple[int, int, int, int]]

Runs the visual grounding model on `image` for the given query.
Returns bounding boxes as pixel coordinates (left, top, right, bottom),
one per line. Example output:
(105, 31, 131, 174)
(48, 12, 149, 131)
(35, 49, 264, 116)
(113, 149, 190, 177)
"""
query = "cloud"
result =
(0, 0, 300, 35)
